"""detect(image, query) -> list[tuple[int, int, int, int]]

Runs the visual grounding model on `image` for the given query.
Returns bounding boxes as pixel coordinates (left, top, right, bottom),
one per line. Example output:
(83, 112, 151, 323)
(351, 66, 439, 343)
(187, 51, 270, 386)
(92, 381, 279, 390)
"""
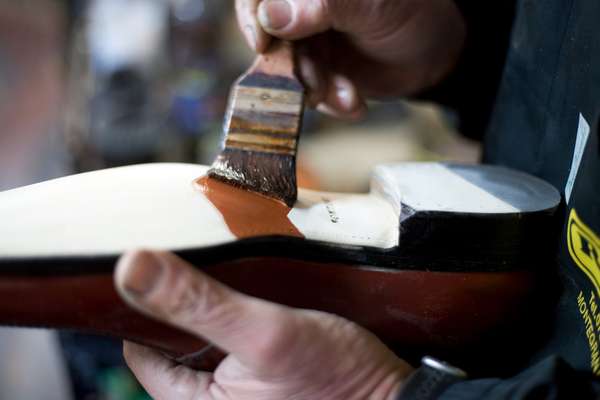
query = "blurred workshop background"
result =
(0, 0, 481, 399)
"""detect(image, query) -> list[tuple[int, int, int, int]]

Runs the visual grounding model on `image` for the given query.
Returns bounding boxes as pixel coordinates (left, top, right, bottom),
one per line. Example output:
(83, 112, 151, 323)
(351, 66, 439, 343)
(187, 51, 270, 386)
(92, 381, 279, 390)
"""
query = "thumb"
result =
(257, 0, 335, 39)
(255, 0, 409, 55)
(115, 250, 298, 368)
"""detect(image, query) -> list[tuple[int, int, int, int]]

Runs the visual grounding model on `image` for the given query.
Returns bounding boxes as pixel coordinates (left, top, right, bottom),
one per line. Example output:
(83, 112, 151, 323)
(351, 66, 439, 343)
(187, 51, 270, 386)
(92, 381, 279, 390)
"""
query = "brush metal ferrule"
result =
(222, 72, 304, 156)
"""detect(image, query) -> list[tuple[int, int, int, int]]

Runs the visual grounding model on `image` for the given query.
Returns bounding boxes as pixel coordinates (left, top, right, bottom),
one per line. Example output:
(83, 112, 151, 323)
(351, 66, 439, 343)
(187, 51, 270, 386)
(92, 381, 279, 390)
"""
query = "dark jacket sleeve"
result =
(439, 356, 600, 399)
(419, 1, 517, 140)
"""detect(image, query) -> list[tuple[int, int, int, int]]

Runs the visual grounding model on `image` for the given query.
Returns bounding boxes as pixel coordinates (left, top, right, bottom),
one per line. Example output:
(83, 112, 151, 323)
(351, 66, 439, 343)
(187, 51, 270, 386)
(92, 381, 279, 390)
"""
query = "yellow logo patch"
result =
(568, 209, 600, 294)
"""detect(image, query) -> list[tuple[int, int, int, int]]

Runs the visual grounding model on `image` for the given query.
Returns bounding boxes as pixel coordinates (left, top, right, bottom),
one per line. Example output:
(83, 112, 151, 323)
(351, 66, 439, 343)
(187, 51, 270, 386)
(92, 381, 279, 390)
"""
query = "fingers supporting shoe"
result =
(115, 250, 298, 369)
(123, 341, 214, 400)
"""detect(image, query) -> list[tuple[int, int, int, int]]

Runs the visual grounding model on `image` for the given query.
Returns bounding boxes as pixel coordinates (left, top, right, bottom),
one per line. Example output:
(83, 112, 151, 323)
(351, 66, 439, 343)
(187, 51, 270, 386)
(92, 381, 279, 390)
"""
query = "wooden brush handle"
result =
(250, 40, 297, 78)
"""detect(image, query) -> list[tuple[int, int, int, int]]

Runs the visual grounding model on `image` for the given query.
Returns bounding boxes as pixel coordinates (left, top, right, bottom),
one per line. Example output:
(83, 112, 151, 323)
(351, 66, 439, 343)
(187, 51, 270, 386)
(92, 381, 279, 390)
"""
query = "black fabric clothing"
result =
(421, 1, 517, 140)
(429, 0, 600, 398)
(442, 357, 600, 400)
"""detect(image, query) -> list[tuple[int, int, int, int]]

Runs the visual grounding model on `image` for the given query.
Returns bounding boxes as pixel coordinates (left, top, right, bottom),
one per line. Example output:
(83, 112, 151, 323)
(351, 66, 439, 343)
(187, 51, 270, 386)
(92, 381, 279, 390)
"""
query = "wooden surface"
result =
(0, 258, 535, 367)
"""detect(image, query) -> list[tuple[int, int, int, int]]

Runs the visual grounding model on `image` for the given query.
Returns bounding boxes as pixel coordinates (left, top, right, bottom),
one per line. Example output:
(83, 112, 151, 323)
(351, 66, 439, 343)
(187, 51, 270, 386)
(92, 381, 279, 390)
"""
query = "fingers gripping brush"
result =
(208, 40, 304, 207)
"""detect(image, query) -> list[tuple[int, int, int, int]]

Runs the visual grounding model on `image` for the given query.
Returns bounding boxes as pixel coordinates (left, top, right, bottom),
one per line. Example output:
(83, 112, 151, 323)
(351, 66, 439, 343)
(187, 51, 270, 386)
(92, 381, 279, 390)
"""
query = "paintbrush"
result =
(208, 40, 304, 207)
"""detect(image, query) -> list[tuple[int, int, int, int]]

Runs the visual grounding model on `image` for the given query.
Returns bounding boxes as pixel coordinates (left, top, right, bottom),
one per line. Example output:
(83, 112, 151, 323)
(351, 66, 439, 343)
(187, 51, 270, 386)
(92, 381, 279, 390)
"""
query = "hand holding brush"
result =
(236, 0, 466, 118)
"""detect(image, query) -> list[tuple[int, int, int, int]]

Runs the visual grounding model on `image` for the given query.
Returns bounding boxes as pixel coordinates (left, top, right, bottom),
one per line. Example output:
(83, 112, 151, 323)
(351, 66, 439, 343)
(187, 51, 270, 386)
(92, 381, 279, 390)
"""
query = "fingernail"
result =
(258, 0, 293, 31)
(335, 78, 356, 111)
(120, 251, 164, 297)
(244, 23, 258, 51)
(316, 102, 337, 117)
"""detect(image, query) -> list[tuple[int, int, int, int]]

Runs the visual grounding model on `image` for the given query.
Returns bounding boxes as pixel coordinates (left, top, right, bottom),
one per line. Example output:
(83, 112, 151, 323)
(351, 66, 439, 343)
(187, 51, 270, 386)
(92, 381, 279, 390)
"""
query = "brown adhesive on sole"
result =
(195, 176, 304, 239)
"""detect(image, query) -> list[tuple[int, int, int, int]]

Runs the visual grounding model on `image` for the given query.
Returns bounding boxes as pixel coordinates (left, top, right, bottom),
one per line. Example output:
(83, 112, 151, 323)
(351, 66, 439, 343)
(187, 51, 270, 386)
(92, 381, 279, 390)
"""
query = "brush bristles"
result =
(209, 148, 297, 206)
